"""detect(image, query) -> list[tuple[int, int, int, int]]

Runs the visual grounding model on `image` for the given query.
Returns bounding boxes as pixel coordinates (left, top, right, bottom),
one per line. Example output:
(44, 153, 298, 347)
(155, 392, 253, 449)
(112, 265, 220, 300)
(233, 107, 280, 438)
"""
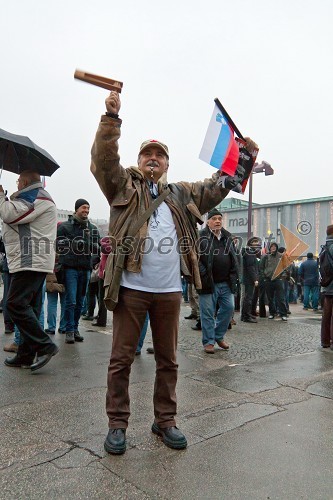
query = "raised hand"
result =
(105, 91, 121, 115)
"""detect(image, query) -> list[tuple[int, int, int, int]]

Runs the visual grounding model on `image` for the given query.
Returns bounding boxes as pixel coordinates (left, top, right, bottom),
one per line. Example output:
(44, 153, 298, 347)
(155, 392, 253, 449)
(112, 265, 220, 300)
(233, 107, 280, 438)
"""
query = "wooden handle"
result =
(74, 70, 123, 93)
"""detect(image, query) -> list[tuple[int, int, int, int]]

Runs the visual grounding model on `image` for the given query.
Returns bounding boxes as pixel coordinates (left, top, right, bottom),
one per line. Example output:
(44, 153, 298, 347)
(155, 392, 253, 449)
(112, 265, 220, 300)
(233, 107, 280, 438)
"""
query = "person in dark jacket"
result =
(260, 242, 288, 321)
(241, 237, 261, 323)
(197, 209, 239, 354)
(57, 199, 100, 344)
(321, 225, 333, 348)
(299, 252, 320, 310)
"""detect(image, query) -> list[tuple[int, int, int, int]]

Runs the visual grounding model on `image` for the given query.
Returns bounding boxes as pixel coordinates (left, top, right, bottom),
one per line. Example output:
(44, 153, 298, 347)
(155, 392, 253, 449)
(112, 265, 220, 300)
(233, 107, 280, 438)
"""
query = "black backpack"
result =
(319, 244, 333, 287)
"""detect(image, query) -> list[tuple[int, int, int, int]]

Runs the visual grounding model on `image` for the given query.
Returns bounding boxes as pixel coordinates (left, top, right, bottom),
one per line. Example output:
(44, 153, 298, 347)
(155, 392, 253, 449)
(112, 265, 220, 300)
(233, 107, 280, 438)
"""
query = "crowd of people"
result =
(0, 90, 332, 457)
(182, 219, 333, 352)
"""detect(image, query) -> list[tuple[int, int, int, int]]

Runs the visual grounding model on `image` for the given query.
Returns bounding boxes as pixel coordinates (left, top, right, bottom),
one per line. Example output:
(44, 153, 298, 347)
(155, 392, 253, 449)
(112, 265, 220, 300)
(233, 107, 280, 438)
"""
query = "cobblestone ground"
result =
(177, 302, 322, 364)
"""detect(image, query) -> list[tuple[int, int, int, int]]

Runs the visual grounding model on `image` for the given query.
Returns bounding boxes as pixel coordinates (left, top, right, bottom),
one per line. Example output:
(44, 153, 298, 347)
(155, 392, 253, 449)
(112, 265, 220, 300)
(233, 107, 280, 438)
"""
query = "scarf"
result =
(72, 213, 89, 228)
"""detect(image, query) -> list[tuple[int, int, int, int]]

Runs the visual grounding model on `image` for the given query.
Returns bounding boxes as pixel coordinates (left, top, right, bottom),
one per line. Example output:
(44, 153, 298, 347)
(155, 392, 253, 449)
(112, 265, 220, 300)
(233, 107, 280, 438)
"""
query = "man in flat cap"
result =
(90, 90, 257, 455)
(57, 199, 100, 344)
(196, 209, 239, 354)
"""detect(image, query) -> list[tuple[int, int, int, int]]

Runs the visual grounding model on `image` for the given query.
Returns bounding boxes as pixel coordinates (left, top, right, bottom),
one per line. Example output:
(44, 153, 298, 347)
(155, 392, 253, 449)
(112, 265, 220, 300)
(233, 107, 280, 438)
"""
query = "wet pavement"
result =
(0, 302, 332, 499)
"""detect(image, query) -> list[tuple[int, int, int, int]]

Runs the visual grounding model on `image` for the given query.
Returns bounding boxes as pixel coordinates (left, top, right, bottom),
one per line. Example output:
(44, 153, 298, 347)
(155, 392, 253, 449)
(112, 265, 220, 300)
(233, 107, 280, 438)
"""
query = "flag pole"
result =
(214, 98, 244, 140)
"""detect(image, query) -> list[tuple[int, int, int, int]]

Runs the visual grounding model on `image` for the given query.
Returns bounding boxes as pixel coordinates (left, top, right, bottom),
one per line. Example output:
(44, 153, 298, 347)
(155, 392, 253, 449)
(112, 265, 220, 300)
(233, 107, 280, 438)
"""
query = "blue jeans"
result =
(47, 291, 66, 331)
(64, 269, 90, 332)
(14, 324, 22, 346)
(2, 272, 14, 330)
(136, 313, 149, 353)
(303, 285, 319, 309)
(182, 278, 189, 302)
(199, 282, 234, 346)
(39, 279, 46, 329)
(283, 279, 290, 311)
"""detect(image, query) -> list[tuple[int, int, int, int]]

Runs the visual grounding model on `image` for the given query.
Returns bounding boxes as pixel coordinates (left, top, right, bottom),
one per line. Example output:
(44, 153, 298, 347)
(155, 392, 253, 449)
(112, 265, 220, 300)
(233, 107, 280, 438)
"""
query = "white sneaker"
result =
(281, 316, 288, 321)
(268, 315, 275, 319)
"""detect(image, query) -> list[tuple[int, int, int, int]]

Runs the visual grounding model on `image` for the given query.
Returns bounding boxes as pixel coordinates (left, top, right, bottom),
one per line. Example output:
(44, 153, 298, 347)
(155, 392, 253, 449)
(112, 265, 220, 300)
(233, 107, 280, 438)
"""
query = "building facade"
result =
(215, 196, 333, 256)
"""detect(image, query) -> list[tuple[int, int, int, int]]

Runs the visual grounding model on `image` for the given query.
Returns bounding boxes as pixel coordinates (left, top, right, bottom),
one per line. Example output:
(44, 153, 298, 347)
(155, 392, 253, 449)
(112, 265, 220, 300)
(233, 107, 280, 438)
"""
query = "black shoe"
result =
(65, 331, 75, 344)
(4, 354, 34, 368)
(243, 317, 257, 323)
(184, 314, 198, 320)
(151, 423, 187, 450)
(135, 351, 141, 356)
(82, 315, 94, 321)
(146, 347, 154, 354)
(91, 321, 106, 327)
(287, 310, 291, 315)
(74, 331, 84, 342)
(58, 328, 66, 334)
(191, 320, 202, 331)
(4, 328, 14, 334)
(45, 329, 55, 335)
(30, 345, 59, 372)
(104, 429, 126, 455)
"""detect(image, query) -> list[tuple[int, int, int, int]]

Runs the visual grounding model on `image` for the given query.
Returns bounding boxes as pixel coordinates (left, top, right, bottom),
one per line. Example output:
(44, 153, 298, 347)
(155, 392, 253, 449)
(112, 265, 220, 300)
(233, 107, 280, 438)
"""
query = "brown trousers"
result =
(321, 295, 333, 347)
(106, 287, 182, 429)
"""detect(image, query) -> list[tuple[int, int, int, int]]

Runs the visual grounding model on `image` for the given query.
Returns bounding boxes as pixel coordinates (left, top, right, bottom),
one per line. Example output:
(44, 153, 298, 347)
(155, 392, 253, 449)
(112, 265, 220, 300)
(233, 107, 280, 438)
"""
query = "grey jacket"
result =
(0, 182, 57, 273)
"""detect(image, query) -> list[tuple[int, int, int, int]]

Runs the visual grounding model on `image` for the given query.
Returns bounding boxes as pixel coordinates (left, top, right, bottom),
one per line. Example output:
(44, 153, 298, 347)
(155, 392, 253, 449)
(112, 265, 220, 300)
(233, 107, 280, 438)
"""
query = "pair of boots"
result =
(65, 331, 84, 344)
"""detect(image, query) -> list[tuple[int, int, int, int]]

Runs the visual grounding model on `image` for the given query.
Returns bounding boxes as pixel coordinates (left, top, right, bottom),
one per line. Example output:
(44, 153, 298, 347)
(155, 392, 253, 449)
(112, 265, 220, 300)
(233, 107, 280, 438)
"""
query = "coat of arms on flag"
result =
(199, 104, 239, 177)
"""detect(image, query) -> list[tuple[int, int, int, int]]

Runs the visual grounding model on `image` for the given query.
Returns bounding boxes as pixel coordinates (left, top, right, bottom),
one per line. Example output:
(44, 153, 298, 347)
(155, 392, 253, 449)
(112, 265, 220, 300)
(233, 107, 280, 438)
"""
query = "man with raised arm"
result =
(91, 90, 258, 455)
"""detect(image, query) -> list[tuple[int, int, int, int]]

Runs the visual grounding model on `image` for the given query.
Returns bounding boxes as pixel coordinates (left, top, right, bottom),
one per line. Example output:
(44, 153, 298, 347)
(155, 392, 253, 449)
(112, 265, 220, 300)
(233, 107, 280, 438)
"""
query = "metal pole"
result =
(247, 171, 253, 241)
(214, 98, 244, 140)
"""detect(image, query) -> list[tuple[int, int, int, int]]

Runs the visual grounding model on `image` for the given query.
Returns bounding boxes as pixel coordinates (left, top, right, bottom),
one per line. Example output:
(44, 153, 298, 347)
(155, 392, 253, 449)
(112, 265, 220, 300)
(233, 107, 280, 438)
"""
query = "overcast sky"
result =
(1, 0, 332, 219)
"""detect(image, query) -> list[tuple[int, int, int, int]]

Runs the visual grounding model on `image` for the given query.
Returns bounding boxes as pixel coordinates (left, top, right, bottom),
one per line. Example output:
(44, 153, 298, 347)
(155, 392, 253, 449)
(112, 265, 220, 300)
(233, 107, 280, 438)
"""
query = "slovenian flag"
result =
(199, 104, 239, 176)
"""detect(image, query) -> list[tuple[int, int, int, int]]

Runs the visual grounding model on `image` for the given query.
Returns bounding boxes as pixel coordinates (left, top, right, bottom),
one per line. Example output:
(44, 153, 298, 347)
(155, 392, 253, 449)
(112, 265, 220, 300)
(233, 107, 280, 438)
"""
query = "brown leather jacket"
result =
(90, 115, 230, 309)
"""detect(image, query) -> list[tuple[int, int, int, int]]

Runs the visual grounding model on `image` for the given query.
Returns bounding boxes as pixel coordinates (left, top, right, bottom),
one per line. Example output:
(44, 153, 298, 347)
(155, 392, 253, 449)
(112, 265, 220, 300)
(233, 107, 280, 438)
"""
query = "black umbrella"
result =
(0, 128, 60, 178)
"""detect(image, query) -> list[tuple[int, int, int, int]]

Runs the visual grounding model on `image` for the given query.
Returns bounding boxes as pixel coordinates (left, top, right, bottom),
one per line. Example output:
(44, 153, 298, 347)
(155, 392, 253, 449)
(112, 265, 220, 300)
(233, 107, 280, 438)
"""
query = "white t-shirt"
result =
(121, 197, 182, 293)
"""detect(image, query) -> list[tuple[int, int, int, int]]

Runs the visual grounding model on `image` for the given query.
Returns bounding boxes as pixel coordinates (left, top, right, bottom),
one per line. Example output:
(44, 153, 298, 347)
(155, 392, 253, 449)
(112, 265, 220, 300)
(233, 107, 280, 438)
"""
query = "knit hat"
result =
(326, 224, 333, 236)
(207, 208, 223, 219)
(75, 198, 90, 211)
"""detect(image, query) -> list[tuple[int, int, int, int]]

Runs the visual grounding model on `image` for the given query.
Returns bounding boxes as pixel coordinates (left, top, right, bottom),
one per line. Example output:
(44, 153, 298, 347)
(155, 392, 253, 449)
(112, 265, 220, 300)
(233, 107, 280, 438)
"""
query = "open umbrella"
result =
(0, 128, 60, 179)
